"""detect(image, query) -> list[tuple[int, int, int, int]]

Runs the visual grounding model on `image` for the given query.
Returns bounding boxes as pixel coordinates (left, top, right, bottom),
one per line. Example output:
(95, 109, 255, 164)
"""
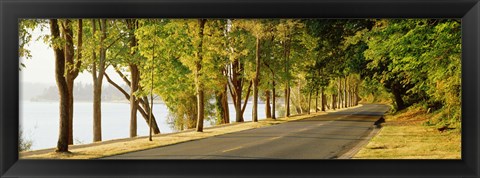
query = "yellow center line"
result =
(269, 136, 282, 140)
(222, 146, 243, 153)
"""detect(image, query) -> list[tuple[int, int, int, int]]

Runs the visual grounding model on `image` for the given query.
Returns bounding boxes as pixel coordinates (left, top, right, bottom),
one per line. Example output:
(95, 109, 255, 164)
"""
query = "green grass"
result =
(353, 105, 461, 159)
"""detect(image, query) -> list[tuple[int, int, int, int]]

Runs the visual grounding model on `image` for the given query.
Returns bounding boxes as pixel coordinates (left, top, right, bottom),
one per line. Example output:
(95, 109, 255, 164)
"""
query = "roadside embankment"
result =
(353, 105, 461, 159)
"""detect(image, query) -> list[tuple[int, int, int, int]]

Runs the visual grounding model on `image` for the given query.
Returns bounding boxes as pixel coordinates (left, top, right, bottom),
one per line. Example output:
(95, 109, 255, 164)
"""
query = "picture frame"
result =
(1, 0, 479, 177)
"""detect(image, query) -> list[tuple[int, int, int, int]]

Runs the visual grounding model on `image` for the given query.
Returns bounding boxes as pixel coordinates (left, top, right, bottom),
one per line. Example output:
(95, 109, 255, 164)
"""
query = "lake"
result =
(20, 101, 267, 150)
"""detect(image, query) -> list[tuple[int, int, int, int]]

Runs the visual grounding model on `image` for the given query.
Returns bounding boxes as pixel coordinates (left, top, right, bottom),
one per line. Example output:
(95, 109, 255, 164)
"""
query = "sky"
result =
(20, 26, 121, 85)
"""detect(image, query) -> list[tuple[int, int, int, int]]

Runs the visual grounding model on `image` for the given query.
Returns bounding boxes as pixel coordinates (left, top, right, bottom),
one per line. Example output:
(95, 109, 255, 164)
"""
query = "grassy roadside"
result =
(353, 105, 461, 159)
(21, 106, 360, 159)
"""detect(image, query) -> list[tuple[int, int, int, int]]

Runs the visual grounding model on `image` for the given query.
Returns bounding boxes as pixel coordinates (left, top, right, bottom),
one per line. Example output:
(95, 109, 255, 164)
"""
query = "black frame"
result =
(1, 0, 479, 177)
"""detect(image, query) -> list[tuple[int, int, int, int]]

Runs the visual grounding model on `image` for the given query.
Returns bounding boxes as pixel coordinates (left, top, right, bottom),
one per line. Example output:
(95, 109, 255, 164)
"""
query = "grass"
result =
(20, 108, 343, 159)
(353, 105, 461, 159)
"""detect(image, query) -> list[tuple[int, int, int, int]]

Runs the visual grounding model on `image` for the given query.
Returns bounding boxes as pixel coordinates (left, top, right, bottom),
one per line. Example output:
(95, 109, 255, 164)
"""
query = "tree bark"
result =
(62, 19, 75, 145)
(92, 19, 107, 142)
(51, 19, 70, 152)
(332, 94, 336, 110)
(229, 58, 244, 122)
(265, 90, 271, 118)
(195, 19, 206, 132)
(307, 89, 313, 114)
(129, 64, 139, 137)
(337, 79, 342, 109)
(221, 85, 230, 124)
(283, 33, 291, 117)
(315, 88, 318, 112)
(392, 84, 406, 110)
(321, 87, 326, 111)
(252, 37, 261, 122)
(126, 19, 141, 138)
(344, 77, 348, 108)
(241, 80, 253, 116)
(272, 77, 276, 119)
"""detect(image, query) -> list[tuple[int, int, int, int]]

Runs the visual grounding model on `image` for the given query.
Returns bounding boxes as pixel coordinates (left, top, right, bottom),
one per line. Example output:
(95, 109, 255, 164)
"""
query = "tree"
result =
(63, 19, 84, 145)
(50, 19, 70, 152)
(90, 19, 107, 142)
(226, 19, 255, 122)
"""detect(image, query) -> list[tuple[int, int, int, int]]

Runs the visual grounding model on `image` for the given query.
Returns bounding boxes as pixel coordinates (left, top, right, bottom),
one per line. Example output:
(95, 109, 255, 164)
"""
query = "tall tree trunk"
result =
(221, 85, 230, 124)
(228, 58, 245, 123)
(195, 19, 206, 132)
(129, 65, 139, 137)
(221, 66, 230, 124)
(332, 94, 336, 110)
(321, 87, 326, 111)
(392, 84, 406, 110)
(344, 77, 347, 108)
(62, 19, 75, 145)
(51, 19, 70, 152)
(283, 34, 291, 117)
(235, 86, 243, 122)
(234, 60, 244, 122)
(126, 19, 141, 138)
(315, 88, 318, 112)
(308, 88, 312, 114)
(272, 78, 276, 119)
(265, 90, 271, 118)
(92, 19, 107, 142)
(252, 37, 260, 122)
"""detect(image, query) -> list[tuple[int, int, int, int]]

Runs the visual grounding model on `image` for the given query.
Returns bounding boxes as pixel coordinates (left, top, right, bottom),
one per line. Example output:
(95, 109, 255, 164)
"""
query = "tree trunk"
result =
(235, 87, 243, 122)
(252, 37, 260, 122)
(229, 58, 244, 122)
(51, 19, 70, 152)
(265, 90, 271, 118)
(195, 19, 206, 132)
(126, 19, 141, 138)
(283, 35, 291, 117)
(215, 84, 229, 125)
(332, 94, 336, 110)
(92, 19, 107, 142)
(285, 87, 290, 117)
(308, 88, 312, 115)
(321, 87, 326, 111)
(344, 77, 347, 108)
(315, 88, 318, 112)
(272, 79, 276, 119)
(221, 85, 230, 124)
(62, 19, 75, 145)
(142, 96, 160, 133)
(129, 65, 139, 137)
(392, 84, 406, 110)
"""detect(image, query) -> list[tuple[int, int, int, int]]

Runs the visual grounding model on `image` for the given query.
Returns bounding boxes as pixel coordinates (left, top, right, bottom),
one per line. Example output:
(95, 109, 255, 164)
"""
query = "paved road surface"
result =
(104, 104, 389, 159)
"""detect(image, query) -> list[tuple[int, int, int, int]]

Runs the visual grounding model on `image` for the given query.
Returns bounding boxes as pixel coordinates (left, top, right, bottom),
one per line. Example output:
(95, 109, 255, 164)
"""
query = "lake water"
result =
(20, 101, 267, 150)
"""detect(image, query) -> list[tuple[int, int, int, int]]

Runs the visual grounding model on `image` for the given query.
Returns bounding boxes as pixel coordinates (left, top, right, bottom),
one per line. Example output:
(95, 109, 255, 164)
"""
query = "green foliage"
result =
(362, 19, 461, 125)
(21, 18, 461, 131)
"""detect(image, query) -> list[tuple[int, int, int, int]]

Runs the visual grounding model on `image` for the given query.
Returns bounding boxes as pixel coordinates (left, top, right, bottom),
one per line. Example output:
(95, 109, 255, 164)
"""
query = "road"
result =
(104, 104, 390, 159)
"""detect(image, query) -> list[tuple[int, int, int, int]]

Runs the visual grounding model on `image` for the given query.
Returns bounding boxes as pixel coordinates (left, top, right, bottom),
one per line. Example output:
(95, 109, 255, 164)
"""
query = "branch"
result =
(106, 35, 124, 50)
(227, 80, 237, 105)
(114, 66, 132, 86)
(241, 80, 253, 114)
(105, 72, 130, 99)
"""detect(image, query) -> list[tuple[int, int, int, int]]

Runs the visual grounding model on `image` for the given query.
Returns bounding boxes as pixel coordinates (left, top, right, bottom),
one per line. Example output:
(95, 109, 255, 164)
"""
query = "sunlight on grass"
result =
(353, 106, 461, 159)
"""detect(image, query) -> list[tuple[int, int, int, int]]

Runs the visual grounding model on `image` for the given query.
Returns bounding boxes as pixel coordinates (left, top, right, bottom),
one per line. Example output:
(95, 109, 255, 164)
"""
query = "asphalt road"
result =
(104, 104, 390, 159)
